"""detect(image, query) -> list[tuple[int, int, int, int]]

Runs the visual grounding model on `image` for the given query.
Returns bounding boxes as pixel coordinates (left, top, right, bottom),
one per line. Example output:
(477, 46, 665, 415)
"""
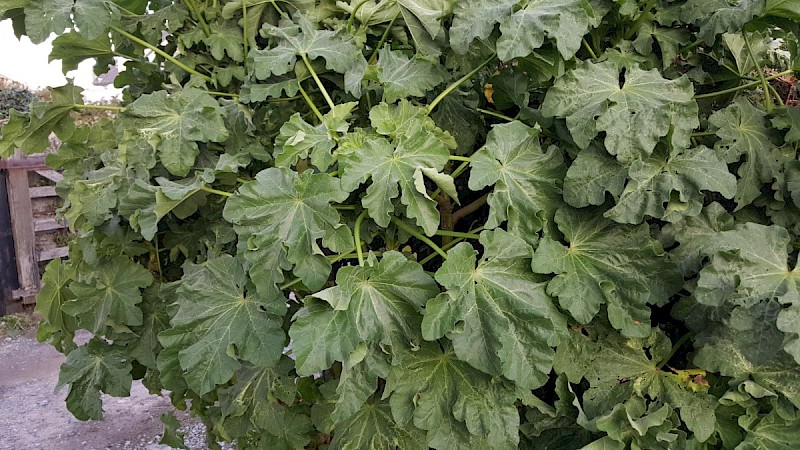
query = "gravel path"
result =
(0, 330, 226, 450)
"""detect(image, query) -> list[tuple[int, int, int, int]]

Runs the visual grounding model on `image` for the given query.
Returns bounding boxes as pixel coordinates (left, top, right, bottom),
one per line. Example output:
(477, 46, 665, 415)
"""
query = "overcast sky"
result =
(0, 21, 122, 101)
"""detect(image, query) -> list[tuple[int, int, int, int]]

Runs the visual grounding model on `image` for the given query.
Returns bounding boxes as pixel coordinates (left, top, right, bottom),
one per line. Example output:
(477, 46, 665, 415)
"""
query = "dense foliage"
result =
(2, 0, 800, 448)
(0, 83, 33, 119)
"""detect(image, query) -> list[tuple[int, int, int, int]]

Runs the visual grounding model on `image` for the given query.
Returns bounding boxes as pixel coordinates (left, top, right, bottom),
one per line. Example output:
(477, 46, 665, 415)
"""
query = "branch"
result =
(452, 193, 489, 224)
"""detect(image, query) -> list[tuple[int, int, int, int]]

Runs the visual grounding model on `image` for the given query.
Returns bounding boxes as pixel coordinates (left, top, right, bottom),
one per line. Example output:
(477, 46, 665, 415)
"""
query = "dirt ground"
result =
(0, 327, 217, 450)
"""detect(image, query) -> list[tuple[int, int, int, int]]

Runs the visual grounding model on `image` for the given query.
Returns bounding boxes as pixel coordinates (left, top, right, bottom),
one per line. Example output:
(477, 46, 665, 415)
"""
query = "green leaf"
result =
(0, 83, 82, 157)
(697, 223, 800, 363)
(204, 21, 246, 62)
(50, 32, 114, 73)
(23, 0, 72, 43)
(289, 298, 362, 377)
(62, 256, 153, 333)
(604, 144, 736, 224)
(35, 259, 78, 353)
(72, 0, 118, 40)
(633, 24, 691, 70)
(158, 255, 285, 395)
(661, 202, 735, 276)
(385, 343, 520, 449)
(563, 144, 626, 208)
(496, 0, 611, 61)
(255, 13, 367, 96)
(532, 207, 682, 337)
(274, 102, 357, 170)
(680, 0, 765, 44)
(771, 106, 800, 144)
(331, 402, 428, 450)
(397, 0, 453, 39)
(423, 229, 566, 389)
(449, 0, 516, 54)
(290, 252, 438, 375)
(56, 339, 133, 420)
(159, 412, 187, 449)
(339, 102, 455, 235)
(223, 168, 350, 291)
(737, 409, 800, 450)
(468, 121, 565, 242)
(377, 47, 445, 103)
(121, 88, 229, 177)
(542, 61, 698, 163)
(709, 98, 790, 209)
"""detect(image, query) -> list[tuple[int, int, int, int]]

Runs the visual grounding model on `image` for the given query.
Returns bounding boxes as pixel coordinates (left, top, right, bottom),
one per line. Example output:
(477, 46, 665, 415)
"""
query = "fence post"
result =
(0, 168, 21, 315)
(6, 150, 38, 307)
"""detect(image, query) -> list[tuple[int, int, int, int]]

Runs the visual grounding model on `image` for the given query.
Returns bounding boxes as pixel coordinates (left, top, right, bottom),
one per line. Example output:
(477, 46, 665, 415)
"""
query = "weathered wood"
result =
(34, 218, 67, 232)
(33, 169, 63, 182)
(10, 288, 38, 299)
(0, 169, 22, 315)
(0, 155, 46, 170)
(6, 152, 39, 306)
(29, 185, 57, 198)
(37, 246, 68, 262)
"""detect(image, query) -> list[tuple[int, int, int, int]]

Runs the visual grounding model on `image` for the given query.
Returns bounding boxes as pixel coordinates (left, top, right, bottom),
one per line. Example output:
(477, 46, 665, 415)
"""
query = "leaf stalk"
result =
(390, 217, 448, 260)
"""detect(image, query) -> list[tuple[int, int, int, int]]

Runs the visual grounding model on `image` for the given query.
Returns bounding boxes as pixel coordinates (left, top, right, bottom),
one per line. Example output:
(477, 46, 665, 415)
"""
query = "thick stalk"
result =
(206, 91, 239, 98)
(434, 230, 481, 239)
(478, 108, 515, 122)
(448, 155, 471, 163)
(301, 53, 336, 110)
(242, 0, 249, 56)
(110, 26, 213, 83)
(74, 104, 124, 112)
(368, 13, 400, 64)
(452, 193, 489, 223)
(354, 211, 368, 266)
(693, 68, 799, 99)
(200, 185, 233, 197)
(427, 55, 496, 114)
(582, 38, 598, 61)
(183, 0, 211, 37)
(656, 332, 695, 369)
(419, 226, 484, 265)
(743, 32, 774, 112)
(390, 217, 448, 260)
(298, 81, 324, 122)
(623, 0, 656, 40)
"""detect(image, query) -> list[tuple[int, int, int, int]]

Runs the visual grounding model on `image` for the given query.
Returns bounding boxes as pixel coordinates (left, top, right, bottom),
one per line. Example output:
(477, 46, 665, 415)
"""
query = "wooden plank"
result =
(10, 288, 38, 299)
(6, 153, 39, 305)
(29, 185, 57, 198)
(37, 246, 68, 262)
(0, 155, 46, 170)
(0, 169, 21, 315)
(34, 169, 63, 182)
(34, 218, 67, 232)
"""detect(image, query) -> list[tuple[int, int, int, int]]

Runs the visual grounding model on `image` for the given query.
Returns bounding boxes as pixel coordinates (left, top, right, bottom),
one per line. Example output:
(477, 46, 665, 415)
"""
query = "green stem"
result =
(200, 185, 233, 197)
(427, 55, 497, 114)
(334, 205, 357, 210)
(74, 104, 124, 112)
(280, 277, 302, 290)
(448, 155, 471, 163)
(301, 53, 336, 110)
(346, 0, 371, 29)
(691, 131, 716, 137)
(679, 39, 704, 55)
(110, 26, 214, 83)
(269, 0, 289, 18)
(298, 81, 324, 122)
(391, 217, 448, 260)
(478, 108, 515, 122)
(743, 32, 773, 112)
(434, 230, 480, 239)
(657, 332, 695, 369)
(693, 68, 799, 99)
(183, 0, 211, 37)
(354, 211, 368, 266)
(582, 37, 598, 61)
(452, 193, 488, 223)
(368, 13, 400, 64)
(623, 0, 655, 40)
(419, 226, 484, 265)
(206, 91, 239, 98)
(767, 82, 786, 107)
(242, 0, 249, 57)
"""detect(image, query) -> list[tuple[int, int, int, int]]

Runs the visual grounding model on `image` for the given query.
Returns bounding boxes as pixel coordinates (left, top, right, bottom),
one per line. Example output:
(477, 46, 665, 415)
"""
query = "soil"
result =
(0, 329, 225, 450)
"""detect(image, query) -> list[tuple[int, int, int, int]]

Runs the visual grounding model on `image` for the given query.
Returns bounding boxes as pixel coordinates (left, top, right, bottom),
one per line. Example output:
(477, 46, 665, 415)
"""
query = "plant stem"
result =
(206, 91, 239, 98)
(334, 205, 357, 210)
(767, 82, 786, 106)
(743, 32, 773, 112)
(269, 0, 289, 18)
(690, 131, 716, 137)
(419, 226, 484, 265)
(354, 211, 368, 266)
(478, 108, 515, 122)
(427, 55, 497, 114)
(368, 13, 400, 64)
(679, 39, 704, 55)
(448, 155, 471, 163)
(242, 0, 249, 56)
(298, 80, 324, 122)
(390, 217, 448, 260)
(183, 0, 211, 37)
(623, 0, 655, 40)
(74, 104, 124, 112)
(656, 332, 695, 369)
(200, 185, 233, 197)
(452, 193, 489, 223)
(110, 26, 214, 83)
(434, 230, 480, 239)
(693, 68, 799, 99)
(582, 37, 598, 61)
(301, 53, 336, 110)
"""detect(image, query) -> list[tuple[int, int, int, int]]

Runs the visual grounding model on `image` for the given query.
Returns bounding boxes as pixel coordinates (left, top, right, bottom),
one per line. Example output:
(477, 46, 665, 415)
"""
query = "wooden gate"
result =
(1, 151, 68, 315)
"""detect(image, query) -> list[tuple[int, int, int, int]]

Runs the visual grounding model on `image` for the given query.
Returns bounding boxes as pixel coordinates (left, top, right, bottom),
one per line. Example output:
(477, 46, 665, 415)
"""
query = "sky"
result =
(0, 21, 122, 101)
